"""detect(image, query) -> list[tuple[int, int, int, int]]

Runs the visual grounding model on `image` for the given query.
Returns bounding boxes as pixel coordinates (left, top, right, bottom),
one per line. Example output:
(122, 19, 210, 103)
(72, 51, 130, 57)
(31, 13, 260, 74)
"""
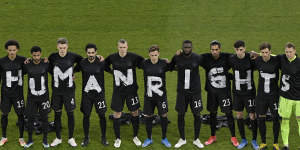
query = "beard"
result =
(88, 56, 95, 61)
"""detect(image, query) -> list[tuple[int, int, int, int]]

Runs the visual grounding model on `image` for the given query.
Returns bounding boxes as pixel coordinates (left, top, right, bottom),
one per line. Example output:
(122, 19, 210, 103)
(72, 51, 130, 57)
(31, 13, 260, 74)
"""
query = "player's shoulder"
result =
(16, 55, 26, 61)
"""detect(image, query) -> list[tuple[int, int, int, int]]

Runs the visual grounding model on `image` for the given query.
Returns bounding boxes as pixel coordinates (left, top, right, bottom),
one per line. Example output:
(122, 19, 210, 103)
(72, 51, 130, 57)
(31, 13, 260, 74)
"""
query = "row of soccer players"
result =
(0, 38, 299, 150)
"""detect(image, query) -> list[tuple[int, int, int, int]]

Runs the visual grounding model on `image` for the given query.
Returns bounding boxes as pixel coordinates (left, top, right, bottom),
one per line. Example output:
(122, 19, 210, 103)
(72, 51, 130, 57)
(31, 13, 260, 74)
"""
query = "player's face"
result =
(210, 45, 221, 58)
(285, 47, 296, 60)
(261, 48, 271, 61)
(6, 45, 18, 57)
(182, 43, 192, 55)
(32, 51, 41, 62)
(57, 43, 68, 57)
(235, 46, 246, 58)
(86, 48, 97, 61)
(118, 42, 128, 55)
(149, 51, 160, 62)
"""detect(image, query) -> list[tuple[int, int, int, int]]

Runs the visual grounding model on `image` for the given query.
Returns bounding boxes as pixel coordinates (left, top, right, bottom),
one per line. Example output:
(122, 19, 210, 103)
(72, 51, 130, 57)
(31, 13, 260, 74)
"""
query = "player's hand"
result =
(249, 50, 259, 59)
(176, 49, 183, 55)
(43, 57, 49, 63)
(24, 58, 31, 64)
(162, 58, 169, 63)
(97, 55, 104, 62)
(72, 75, 75, 81)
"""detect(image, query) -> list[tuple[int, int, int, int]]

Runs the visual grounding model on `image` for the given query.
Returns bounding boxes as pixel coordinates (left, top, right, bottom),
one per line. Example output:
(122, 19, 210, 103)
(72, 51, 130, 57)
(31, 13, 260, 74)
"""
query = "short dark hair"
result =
(210, 40, 221, 49)
(183, 40, 192, 45)
(234, 40, 245, 48)
(118, 39, 127, 44)
(31, 46, 42, 53)
(149, 45, 160, 53)
(57, 38, 68, 44)
(5, 39, 20, 49)
(285, 42, 295, 49)
(85, 43, 97, 52)
(259, 42, 271, 51)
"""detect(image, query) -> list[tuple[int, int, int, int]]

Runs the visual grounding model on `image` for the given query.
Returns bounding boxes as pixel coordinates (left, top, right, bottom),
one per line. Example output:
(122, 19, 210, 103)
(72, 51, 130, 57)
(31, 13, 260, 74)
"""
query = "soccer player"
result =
(49, 38, 83, 147)
(104, 39, 144, 148)
(23, 46, 51, 148)
(252, 42, 280, 150)
(0, 40, 26, 147)
(278, 42, 300, 150)
(75, 43, 108, 147)
(141, 45, 171, 148)
(170, 40, 204, 148)
(202, 40, 239, 147)
(228, 40, 259, 150)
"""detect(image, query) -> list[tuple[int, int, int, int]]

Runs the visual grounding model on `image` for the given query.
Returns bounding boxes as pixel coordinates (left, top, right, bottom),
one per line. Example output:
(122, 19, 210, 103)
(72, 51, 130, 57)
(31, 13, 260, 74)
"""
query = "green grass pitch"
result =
(0, 0, 299, 149)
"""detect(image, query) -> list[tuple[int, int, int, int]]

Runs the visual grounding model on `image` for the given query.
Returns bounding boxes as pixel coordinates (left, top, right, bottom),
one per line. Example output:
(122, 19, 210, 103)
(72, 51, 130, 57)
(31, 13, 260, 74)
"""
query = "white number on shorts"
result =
(162, 101, 167, 109)
(273, 103, 278, 110)
(17, 100, 24, 108)
(131, 97, 139, 106)
(194, 99, 202, 108)
(97, 101, 106, 109)
(222, 98, 231, 107)
(70, 98, 75, 105)
(248, 99, 255, 107)
(42, 101, 50, 110)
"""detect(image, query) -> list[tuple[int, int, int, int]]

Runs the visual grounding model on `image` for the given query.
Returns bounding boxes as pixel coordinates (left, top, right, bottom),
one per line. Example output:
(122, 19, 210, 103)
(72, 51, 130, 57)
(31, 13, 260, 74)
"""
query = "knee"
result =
(178, 113, 185, 120)
(67, 112, 74, 117)
(98, 113, 105, 119)
(161, 113, 167, 118)
(131, 110, 139, 117)
(249, 113, 256, 120)
(236, 112, 243, 119)
(113, 112, 122, 119)
(296, 116, 300, 120)
(193, 112, 201, 118)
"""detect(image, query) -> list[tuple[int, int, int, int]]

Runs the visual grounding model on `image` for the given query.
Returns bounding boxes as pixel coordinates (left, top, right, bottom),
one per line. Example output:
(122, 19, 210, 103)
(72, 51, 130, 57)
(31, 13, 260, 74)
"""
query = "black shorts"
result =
(111, 91, 140, 112)
(143, 96, 168, 116)
(81, 92, 107, 115)
(175, 92, 203, 115)
(256, 95, 279, 115)
(51, 92, 76, 112)
(233, 94, 255, 113)
(26, 95, 51, 116)
(0, 93, 25, 115)
(207, 91, 232, 113)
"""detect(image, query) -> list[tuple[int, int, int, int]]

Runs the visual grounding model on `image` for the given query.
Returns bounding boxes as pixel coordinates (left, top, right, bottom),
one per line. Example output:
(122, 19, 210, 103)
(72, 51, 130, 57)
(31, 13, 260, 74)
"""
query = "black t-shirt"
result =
(141, 59, 170, 99)
(77, 58, 105, 95)
(201, 52, 232, 94)
(48, 52, 83, 95)
(24, 60, 49, 97)
(0, 55, 26, 95)
(170, 52, 204, 94)
(279, 55, 300, 100)
(228, 53, 256, 96)
(253, 55, 280, 97)
(104, 52, 144, 94)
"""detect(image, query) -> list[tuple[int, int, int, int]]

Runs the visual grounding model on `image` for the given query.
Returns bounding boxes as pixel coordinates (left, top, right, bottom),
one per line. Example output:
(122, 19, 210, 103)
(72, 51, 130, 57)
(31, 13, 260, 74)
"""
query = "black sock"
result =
(193, 114, 201, 140)
(237, 118, 246, 139)
(251, 118, 258, 140)
(210, 112, 217, 136)
(98, 113, 106, 139)
(1, 114, 8, 138)
(177, 114, 185, 139)
(41, 114, 48, 143)
(27, 117, 34, 143)
(145, 117, 153, 139)
(54, 112, 62, 139)
(67, 112, 75, 139)
(273, 115, 280, 144)
(161, 116, 168, 139)
(258, 117, 266, 143)
(226, 112, 236, 137)
(17, 114, 24, 138)
(113, 118, 121, 139)
(131, 116, 139, 137)
(83, 115, 90, 139)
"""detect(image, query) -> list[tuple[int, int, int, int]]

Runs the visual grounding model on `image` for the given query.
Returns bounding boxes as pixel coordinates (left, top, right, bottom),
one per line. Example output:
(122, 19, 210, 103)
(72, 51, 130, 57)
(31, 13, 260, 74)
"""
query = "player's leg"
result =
(190, 94, 204, 148)
(94, 95, 108, 146)
(24, 98, 38, 148)
(0, 95, 12, 146)
(270, 98, 280, 150)
(246, 96, 258, 150)
(295, 100, 300, 150)
(13, 96, 26, 146)
(36, 97, 50, 148)
(50, 94, 63, 147)
(80, 95, 93, 147)
(205, 92, 218, 145)
(233, 95, 248, 149)
(158, 98, 170, 148)
(278, 96, 293, 149)
(126, 94, 141, 146)
(111, 92, 125, 148)
(142, 98, 155, 147)
(256, 96, 268, 150)
(64, 93, 77, 147)
(174, 93, 188, 148)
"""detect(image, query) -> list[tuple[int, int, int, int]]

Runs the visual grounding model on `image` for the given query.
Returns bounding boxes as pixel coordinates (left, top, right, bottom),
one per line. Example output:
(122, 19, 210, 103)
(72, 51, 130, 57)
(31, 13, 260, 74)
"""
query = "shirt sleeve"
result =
(104, 55, 113, 74)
